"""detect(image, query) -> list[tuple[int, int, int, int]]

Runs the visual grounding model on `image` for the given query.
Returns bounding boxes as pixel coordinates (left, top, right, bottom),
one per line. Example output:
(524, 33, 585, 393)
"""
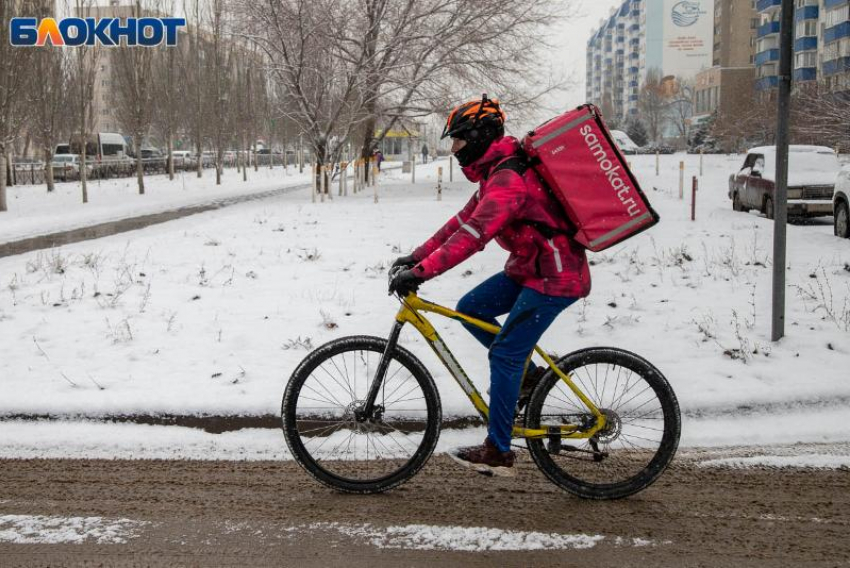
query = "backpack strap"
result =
(491, 155, 576, 240)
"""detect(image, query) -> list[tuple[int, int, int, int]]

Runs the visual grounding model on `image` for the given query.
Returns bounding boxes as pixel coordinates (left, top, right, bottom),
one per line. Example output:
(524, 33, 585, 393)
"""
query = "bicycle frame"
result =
(363, 293, 606, 440)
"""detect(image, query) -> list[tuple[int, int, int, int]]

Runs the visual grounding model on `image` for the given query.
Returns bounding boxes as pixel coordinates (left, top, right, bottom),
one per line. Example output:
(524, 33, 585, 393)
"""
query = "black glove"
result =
(391, 254, 417, 270)
(388, 268, 424, 297)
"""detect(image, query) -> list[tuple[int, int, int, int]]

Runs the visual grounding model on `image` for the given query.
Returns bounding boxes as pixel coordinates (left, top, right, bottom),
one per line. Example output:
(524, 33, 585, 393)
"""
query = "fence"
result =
(8, 153, 304, 187)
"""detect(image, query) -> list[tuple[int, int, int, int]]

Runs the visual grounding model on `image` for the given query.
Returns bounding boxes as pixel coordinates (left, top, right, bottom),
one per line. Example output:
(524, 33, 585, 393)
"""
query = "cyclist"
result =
(388, 95, 591, 477)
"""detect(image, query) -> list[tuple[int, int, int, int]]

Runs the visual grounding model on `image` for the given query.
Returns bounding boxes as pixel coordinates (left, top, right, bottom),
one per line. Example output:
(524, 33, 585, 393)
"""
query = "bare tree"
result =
(111, 0, 157, 194)
(638, 68, 669, 145)
(792, 85, 850, 151)
(668, 77, 694, 147)
(152, 0, 183, 181)
(0, 0, 38, 211)
(68, 0, 102, 204)
(182, 0, 207, 178)
(31, 43, 70, 193)
(238, 0, 571, 190)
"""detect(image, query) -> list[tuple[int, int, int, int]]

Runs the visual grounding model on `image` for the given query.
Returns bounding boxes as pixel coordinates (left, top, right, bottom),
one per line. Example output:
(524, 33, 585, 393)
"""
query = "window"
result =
(751, 18, 759, 29)
(825, 5, 849, 28)
(795, 51, 817, 68)
(795, 20, 817, 37)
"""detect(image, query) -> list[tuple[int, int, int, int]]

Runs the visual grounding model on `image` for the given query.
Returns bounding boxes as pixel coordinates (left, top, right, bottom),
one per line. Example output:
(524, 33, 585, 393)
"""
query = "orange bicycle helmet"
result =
(441, 94, 506, 139)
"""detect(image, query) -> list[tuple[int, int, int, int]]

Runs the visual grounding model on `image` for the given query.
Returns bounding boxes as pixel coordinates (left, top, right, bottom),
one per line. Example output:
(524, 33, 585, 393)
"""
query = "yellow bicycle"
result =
(282, 280, 681, 500)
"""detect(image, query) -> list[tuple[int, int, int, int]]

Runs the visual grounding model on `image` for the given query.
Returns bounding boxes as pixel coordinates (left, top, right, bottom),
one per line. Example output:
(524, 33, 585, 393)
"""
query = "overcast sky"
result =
(509, 0, 624, 135)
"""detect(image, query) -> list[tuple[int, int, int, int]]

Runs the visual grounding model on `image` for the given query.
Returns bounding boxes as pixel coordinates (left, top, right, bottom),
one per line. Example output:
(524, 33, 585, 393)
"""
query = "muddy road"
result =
(0, 455, 847, 567)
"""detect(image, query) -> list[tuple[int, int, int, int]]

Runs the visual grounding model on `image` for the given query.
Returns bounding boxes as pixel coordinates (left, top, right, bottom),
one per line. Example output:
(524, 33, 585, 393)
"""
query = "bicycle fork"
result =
(358, 320, 404, 421)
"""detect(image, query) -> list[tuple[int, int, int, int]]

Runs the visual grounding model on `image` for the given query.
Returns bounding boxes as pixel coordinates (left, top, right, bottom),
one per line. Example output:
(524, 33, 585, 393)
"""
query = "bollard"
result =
(437, 167, 443, 201)
(678, 161, 684, 200)
(699, 149, 703, 177)
(691, 176, 697, 221)
(412, 154, 416, 184)
(655, 151, 659, 176)
(449, 156, 453, 182)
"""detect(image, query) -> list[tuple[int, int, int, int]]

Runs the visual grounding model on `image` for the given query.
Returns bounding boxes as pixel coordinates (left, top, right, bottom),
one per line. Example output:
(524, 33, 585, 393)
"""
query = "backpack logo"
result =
(579, 124, 640, 217)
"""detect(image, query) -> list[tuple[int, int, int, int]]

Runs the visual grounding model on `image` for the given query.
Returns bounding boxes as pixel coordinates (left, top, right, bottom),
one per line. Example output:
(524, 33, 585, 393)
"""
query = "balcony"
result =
(757, 21, 780, 37)
(755, 48, 780, 66)
(794, 5, 818, 21)
(823, 56, 850, 76)
(757, 0, 780, 12)
(793, 67, 817, 81)
(824, 0, 848, 7)
(755, 76, 779, 90)
(794, 37, 817, 51)
(825, 22, 850, 43)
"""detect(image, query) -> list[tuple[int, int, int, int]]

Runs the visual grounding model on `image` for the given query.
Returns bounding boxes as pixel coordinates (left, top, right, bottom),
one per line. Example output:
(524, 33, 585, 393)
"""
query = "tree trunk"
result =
(242, 134, 248, 182)
(135, 133, 145, 195)
(167, 135, 174, 181)
(80, 132, 88, 204)
(0, 144, 7, 212)
(216, 148, 222, 185)
(196, 140, 203, 178)
(44, 147, 55, 193)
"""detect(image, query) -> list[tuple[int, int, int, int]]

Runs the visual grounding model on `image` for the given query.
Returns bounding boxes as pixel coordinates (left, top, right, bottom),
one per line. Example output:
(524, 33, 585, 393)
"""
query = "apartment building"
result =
(756, 0, 850, 94)
(586, 0, 715, 124)
(692, 0, 758, 146)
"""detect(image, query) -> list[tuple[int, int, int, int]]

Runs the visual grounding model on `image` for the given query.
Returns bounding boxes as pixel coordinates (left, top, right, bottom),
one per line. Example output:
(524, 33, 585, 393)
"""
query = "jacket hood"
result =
(461, 136, 520, 183)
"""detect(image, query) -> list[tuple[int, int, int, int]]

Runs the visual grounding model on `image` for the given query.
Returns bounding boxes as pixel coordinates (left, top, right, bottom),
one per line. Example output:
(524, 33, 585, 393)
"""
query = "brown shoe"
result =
(449, 438, 516, 477)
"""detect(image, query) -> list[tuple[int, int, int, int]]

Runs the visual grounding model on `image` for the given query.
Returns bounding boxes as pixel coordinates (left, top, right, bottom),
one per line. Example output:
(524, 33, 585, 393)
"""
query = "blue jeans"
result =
(456, 272, 577, 452)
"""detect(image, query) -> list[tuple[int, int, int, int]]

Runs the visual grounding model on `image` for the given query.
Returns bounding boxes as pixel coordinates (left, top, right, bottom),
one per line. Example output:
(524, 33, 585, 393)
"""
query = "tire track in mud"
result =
(0, 455, 847, 567)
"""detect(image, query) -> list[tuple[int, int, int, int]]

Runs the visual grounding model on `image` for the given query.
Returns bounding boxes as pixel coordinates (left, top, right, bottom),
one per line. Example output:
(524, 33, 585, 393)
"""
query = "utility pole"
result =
(772, 0, 794, 342)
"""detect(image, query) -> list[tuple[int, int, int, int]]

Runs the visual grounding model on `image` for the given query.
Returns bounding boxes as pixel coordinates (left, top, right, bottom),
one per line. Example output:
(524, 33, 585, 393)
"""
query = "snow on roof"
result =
(746, 145, 839, 186)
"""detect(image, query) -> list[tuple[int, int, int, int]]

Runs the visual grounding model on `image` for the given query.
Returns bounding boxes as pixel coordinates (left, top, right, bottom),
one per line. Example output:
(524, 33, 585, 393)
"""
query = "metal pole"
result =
(449, 156, 453, 182)
(655, 151, 659, 176)
(437, 166, 442, 201)
(772, 0, 794, 342)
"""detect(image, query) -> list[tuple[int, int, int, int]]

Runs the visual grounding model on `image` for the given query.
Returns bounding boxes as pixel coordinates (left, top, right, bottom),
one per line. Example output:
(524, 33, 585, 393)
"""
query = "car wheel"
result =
(836, 201, 850, 239)
(732, 192, 744, 212)
(764, 196, 774, 220)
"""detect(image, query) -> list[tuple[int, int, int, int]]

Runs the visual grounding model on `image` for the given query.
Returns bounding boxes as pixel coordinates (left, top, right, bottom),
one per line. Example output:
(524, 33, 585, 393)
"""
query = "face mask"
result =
(454, 126, 501, 167)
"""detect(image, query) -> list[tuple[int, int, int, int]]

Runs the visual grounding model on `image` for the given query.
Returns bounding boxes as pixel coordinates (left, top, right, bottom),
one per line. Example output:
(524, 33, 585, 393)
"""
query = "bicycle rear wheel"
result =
(282, 335, 441, 494)
(524, 347, 680, 500)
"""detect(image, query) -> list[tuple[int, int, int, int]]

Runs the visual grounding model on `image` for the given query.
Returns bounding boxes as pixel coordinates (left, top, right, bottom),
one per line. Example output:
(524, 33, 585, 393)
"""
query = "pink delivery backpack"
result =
(518, 104, 658, 252)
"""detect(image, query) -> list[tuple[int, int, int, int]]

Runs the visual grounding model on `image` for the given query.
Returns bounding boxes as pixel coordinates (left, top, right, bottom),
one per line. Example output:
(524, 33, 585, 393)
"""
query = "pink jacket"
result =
(411, 136, 591, 298)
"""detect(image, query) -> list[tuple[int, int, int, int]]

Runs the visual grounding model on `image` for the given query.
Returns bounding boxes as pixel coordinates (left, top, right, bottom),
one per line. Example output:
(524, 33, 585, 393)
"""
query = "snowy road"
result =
(0, 454, 847, 566)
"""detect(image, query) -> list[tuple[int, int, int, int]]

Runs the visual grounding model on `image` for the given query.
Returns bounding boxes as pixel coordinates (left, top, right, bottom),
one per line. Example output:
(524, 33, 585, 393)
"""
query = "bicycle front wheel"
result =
(525, 347, 681, 500)
(282, 335, 441, 494)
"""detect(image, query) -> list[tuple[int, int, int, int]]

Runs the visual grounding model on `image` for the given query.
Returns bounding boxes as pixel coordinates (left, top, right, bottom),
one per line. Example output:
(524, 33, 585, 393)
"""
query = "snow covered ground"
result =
(0, 162, 399, 244)
(0, 153, 848, 461)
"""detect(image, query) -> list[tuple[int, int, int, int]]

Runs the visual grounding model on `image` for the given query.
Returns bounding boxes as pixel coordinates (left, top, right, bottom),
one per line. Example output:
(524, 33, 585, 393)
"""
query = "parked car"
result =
(728, 145, 838, 220)
(835, 164, 850, 239)
(610, 130, 639, 155)
(51, 154, 94, 180)
(171, 150, 197, 169)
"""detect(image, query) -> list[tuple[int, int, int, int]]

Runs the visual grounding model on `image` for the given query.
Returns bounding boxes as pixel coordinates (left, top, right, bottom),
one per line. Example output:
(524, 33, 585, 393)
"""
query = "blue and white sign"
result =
(671, 1, 702, 27)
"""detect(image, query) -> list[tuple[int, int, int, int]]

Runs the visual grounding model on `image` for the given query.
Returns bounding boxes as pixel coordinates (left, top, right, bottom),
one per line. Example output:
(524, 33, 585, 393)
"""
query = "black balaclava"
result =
(454, 124, 504, 167)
